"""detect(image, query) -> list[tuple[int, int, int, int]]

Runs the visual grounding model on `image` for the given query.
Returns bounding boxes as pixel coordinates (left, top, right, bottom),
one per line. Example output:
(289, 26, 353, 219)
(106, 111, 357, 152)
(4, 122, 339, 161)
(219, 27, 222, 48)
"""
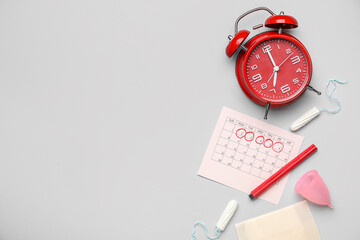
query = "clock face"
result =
(244, 37, 310, 104)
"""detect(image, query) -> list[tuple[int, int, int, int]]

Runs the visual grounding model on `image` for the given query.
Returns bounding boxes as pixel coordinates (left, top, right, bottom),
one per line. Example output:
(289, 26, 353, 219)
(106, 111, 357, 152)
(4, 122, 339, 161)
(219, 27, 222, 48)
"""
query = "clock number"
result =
(293, 78, 299, 84)
(262, 45, 272, 53)
(255, 54, 260, 59)
(270, 89, 277, 93)
(286, 49, 292, 54)
(251, 64, 258, 70)
(277, 44, 280, 49)
(296, 68, 302, 73)
(281, 84, 291, 93)
(261, 83, 267, 89)
(291, 56, 301, 65)
(252, 73, 262, 83)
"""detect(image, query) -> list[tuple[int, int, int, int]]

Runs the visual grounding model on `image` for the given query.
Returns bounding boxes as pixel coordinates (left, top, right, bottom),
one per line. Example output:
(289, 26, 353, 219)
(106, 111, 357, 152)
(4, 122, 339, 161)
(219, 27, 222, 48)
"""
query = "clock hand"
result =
(267, 71, 275, 83)
(266, 50, 277, 67)
(265, 50, 280, 87)
(278, 52, 294, 68)
(268, 52, 292, 88)
(273, 71, 278, 87)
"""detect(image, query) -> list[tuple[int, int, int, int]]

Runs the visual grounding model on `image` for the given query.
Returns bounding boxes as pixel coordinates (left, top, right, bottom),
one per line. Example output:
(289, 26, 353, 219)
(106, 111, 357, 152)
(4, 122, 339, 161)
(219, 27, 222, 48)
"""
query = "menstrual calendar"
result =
(198, 107, 304, 204)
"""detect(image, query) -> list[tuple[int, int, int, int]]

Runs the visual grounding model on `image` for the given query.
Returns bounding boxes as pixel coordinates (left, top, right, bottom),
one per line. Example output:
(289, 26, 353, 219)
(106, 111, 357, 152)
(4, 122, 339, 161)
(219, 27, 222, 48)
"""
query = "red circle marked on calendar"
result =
(245, 131, 254, 141)
(236, 128, 246, 139)
(255, 136, 265, 144)
(272, 142, 284, 153)
(264, 139, 273, 148)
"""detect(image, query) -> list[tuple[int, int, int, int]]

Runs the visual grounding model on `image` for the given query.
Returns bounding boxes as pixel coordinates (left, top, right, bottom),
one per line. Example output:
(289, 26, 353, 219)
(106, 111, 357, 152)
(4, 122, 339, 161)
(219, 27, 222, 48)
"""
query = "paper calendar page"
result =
(198, 107, 304, 204)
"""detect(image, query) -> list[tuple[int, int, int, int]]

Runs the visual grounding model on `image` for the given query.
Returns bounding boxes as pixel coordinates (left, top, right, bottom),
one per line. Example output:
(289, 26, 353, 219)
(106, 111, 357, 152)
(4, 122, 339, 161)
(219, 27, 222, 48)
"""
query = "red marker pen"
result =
(249, 144, 318, 200)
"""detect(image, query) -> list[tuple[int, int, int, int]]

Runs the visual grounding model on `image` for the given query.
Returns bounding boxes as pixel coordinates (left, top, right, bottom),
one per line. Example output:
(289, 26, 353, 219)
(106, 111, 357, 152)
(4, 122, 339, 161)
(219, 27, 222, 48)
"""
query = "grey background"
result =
(0, 0, 359, 239)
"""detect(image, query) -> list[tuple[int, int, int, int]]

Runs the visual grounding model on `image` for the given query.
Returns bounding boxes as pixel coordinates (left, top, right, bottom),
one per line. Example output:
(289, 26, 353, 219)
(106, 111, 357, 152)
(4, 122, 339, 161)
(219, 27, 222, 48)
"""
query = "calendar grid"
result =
(211, 116, 295, 180)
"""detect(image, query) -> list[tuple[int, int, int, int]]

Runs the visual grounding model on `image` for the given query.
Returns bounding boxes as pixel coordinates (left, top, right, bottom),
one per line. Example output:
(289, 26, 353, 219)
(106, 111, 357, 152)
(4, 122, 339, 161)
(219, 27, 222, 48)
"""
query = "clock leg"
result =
(264, 102, 271, 119)
(307, 85, 321, 95)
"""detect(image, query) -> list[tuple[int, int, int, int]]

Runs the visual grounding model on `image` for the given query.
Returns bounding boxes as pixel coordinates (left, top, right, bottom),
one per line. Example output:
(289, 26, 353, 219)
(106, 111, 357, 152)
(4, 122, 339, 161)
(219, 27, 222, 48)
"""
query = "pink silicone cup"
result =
(295, 170, 333, 208)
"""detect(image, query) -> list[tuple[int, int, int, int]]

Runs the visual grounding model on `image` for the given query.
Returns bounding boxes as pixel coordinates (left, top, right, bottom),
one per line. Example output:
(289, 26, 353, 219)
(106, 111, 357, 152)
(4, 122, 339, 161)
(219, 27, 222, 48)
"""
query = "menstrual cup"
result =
(295, 170, 333, 208)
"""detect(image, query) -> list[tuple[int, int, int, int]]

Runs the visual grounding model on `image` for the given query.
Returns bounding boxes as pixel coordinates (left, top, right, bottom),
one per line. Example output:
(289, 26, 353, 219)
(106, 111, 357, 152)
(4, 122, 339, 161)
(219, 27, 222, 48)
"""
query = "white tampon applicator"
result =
(290, 107, 320, 131)
(216, 200, 238, 231)
(192, 200, 238, 240)
(290, 79, 347, 131)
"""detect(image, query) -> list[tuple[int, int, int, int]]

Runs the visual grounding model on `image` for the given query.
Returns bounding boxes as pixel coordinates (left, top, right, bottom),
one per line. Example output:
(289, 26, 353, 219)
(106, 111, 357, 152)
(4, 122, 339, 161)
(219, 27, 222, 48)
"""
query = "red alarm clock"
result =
(226, 7, 320, 119)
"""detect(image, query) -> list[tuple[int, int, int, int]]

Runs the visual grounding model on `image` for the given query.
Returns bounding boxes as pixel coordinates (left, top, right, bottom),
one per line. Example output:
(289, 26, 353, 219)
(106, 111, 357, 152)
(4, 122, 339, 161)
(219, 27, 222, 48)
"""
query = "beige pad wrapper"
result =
(235, 201, 321, 240)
